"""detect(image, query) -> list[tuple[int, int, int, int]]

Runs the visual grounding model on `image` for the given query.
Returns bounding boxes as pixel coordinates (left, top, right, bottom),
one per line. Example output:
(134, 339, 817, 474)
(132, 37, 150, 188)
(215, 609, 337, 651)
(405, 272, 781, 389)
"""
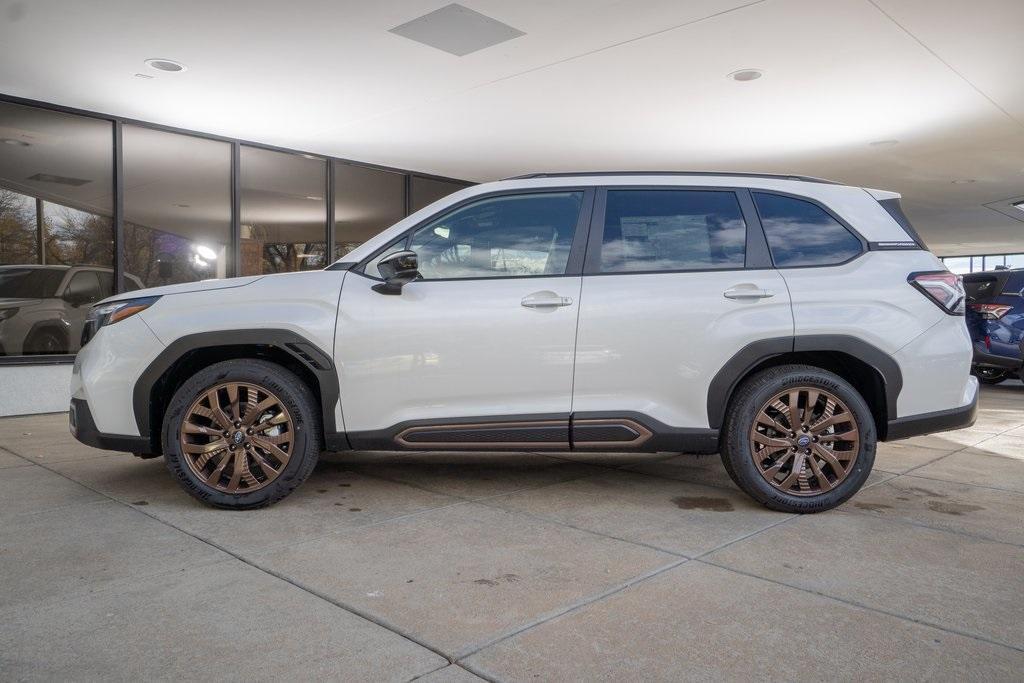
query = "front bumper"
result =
(885, 382, 979, 441)
(69, 398, 151, 453)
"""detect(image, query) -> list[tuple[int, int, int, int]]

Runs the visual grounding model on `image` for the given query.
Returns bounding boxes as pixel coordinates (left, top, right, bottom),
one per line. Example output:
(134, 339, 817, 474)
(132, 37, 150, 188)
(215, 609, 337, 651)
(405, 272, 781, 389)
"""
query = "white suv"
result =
(69, 172, 977, 512)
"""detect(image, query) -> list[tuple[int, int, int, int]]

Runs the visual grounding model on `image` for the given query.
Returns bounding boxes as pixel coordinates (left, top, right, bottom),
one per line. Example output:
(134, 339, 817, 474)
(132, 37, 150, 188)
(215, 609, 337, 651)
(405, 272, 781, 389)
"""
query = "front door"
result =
(335, 189, 592, 448)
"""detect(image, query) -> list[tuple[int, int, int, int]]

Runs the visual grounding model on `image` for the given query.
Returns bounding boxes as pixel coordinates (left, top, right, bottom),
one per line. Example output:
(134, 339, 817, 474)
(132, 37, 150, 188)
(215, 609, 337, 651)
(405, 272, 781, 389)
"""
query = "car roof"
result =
(503, 171, 840, 184)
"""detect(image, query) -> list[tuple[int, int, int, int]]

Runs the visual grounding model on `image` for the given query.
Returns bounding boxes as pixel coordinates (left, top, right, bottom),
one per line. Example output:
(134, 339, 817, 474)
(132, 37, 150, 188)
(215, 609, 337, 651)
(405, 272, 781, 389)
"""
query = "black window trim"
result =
(750, 189, 868, 270)
(582, 185, 772, 277)
(353, 186, 597, 283)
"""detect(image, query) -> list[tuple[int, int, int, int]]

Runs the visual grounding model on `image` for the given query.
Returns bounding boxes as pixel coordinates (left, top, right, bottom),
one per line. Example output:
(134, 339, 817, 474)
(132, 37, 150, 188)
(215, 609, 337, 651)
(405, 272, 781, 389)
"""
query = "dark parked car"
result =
(964, 268, 1024, 384)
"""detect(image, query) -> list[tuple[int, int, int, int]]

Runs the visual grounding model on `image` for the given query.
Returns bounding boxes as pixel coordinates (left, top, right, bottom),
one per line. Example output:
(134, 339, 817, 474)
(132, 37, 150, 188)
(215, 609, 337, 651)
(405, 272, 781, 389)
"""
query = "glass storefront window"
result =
(123, 126, 231, 287)
(0, 101, 113, 356)
(333, 162, 406, 260)
(0, 98, 468, 360)
(1005, 254, 1024, 269)
(942, 257, 971, 274)
(410, 176, 468, 213)
(240, 147, 327, 275)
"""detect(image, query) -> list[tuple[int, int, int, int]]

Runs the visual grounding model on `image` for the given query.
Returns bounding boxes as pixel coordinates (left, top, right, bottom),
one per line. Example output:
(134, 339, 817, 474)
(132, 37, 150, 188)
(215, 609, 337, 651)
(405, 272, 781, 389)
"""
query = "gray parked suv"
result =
(0, 265, 143, 355)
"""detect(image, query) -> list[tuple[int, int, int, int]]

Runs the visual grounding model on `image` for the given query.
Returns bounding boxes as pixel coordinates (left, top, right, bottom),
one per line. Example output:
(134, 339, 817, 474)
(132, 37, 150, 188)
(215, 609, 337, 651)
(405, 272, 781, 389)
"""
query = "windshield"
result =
(0, 268, 65, 299)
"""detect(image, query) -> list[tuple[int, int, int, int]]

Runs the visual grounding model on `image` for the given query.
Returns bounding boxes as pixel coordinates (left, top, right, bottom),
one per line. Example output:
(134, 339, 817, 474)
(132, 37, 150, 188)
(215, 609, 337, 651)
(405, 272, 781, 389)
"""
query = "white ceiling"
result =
(0, 0, 1022, 255)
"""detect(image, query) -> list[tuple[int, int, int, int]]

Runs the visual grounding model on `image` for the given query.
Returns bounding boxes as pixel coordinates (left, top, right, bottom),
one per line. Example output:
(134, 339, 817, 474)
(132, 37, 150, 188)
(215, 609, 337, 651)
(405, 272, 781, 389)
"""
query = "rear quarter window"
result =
(753, 193, 863, 267)
(1003, 271, 1024, 296)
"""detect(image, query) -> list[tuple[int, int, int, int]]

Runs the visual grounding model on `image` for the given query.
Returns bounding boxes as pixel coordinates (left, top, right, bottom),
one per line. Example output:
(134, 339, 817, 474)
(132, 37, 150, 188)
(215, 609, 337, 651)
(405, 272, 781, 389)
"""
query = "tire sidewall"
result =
(162, 360, 320, 509)
(724, 366, 876, 513)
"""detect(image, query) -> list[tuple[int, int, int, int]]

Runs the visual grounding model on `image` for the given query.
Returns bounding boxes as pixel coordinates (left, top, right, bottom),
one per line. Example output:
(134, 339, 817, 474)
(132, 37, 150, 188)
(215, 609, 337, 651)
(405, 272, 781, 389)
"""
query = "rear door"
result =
(571, 187, 793, 438)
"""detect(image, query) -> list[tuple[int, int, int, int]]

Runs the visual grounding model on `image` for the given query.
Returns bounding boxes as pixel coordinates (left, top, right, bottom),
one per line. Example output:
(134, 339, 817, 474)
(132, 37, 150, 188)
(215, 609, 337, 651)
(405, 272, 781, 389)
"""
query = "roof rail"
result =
(502, 171, 840, 184)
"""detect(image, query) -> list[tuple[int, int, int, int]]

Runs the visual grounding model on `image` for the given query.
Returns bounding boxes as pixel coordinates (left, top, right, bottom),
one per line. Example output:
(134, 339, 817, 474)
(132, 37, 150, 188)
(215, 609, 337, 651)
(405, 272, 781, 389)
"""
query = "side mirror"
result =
(373, 250, 420, 295)
(63, 291, 90, 307)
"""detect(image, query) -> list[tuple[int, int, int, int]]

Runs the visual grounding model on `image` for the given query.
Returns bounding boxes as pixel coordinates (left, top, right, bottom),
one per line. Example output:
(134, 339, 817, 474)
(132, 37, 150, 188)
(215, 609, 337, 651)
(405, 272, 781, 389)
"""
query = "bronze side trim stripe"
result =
(394, 420, 569, 449)
(572, 418, 653, 448)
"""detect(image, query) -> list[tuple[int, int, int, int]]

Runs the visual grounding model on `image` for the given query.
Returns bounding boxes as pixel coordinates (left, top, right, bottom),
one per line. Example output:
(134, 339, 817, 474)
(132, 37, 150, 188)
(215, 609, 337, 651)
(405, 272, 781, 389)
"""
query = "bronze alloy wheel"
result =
(179, 381, 294, 494)
(749, 386, 860, 496)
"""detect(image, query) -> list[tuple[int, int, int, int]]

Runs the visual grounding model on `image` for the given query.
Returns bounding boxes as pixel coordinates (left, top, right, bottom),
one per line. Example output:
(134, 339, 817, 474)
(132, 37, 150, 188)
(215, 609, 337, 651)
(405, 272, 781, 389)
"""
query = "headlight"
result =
(0, 307, 19, 322)
(82, 296, 160, 346)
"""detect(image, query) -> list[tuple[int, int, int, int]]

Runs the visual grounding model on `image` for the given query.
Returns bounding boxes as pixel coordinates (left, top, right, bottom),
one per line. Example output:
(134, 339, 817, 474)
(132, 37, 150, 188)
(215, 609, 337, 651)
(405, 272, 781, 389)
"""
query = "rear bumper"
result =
(69, 398, 151, 453)
(885, 383, 978, 441)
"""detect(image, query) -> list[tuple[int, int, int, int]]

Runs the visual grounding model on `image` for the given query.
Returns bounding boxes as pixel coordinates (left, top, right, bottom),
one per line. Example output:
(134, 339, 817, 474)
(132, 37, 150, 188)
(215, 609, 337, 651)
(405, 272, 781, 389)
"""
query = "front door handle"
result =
(723, 286, 775, 300)
(521, 291, 574, 308)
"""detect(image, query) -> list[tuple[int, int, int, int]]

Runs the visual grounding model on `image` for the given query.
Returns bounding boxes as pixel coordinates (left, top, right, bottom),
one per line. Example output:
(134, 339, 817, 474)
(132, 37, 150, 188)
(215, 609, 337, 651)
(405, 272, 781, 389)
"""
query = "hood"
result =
(100, 275, 265, 304)
(0, 297, 42, 308)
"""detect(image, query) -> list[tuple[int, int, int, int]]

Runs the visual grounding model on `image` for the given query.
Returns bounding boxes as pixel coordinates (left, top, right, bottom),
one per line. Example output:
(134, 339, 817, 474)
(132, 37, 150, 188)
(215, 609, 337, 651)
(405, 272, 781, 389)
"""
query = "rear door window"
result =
(753, 193, 862, 267)
(596, 189, 746, 273)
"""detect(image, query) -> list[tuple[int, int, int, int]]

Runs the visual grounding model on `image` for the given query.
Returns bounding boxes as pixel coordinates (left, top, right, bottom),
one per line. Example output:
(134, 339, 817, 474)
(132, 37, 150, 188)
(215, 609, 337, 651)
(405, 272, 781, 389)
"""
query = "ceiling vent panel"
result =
(389, 3, 525, 56)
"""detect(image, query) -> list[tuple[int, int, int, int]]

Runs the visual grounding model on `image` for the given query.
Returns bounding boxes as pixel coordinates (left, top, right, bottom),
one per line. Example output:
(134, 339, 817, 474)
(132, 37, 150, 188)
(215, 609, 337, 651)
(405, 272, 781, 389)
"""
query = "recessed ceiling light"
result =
(1012, 201, 1024, 213)
(144, 58, 187, 73)
(951, 179, 976, 184)
(728, 69, 763, 82)
(870, 139, 898, 147)
(1, 138, 30, 147)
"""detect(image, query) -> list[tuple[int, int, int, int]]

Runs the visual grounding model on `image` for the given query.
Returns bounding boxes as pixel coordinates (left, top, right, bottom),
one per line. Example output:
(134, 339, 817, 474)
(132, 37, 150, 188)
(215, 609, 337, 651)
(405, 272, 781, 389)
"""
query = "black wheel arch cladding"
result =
(707, 335, 901, 433)
(133, 329, 339, 453)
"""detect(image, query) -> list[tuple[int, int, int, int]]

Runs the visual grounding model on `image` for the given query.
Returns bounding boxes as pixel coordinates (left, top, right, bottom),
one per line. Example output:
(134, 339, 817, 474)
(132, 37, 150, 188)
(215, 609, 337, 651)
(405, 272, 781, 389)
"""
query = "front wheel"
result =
(162, 359, 321, 509)
(973, 366, 1008, 385)
(721, 365, 876, 513)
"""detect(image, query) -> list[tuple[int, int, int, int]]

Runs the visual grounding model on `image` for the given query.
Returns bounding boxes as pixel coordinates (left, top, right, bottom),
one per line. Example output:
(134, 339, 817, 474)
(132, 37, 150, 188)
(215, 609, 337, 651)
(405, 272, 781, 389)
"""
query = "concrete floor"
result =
(1, 384, 1022, 681)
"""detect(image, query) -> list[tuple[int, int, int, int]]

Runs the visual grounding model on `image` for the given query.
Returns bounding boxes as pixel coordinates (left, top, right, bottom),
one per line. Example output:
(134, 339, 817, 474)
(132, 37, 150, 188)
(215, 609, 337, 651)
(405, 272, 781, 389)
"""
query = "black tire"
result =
(26, 328, 66, 355)
(721, 364, 876, 513)
(973, 367, 1008, 385)
(162, 359, 321, 509)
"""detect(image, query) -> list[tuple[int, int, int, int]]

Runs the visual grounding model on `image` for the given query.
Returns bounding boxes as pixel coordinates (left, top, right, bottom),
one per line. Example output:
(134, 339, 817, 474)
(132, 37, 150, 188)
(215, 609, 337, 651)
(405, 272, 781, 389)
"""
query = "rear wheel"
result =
(973, 366, 1008, 385)
(162, 359, 321, 509)
(721, 365, 876, 513)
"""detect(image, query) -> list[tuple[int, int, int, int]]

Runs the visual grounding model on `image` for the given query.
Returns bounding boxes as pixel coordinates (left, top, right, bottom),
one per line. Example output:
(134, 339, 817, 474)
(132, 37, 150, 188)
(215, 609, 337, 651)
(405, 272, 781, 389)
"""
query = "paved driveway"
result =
(1, 383, 1022, 681)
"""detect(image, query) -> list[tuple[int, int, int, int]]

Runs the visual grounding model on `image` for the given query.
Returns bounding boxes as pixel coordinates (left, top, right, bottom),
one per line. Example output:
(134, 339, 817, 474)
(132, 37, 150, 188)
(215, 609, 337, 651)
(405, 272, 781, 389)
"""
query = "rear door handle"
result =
(521, 291, 574, 308)
(723, 287, 774, 300)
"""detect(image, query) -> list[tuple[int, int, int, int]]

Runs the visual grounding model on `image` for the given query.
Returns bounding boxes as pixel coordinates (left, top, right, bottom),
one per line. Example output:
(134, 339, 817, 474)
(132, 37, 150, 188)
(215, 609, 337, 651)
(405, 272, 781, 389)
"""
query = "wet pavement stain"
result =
(926, 501, 984, 516)
(473, 573, 520, 587)
(854, 502, 893, 512)
(903, 486, 949, 499)
(672, 496, 734, 512)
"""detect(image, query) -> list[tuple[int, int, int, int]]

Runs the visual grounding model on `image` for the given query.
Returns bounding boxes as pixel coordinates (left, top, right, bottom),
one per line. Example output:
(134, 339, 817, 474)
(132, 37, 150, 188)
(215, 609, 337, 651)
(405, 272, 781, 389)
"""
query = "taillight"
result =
(908, 271, 965, 315)
(969, 303, 1012, 320)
